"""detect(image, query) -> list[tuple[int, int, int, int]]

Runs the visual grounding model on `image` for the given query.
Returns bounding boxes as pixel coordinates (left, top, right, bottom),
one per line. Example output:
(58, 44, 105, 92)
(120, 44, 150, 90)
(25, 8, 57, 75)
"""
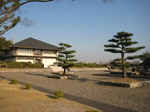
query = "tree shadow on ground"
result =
(46, 95, 55, 99)
(92, 73, 150, 80)
(92, 73, 122, 78)
(75, 78, 88, 82)
(25, 72, 50, 78)
(70, 77, 100, 83)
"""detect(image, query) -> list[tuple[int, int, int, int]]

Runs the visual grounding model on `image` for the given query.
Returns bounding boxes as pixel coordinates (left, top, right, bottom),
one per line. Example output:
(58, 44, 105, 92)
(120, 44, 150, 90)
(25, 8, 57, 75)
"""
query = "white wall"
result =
(17, 48, 33, 56)
(17, 52, 33, 56)
(42, 58, 56, 68)
(42, 54, 57, 57)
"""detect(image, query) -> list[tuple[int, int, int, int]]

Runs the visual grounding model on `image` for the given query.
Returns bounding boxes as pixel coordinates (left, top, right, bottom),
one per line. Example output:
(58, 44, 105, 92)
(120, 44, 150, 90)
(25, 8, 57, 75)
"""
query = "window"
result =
(43, 50, 56, 54)
(34, 50, 41, 54)
(34, 50, 41, 55)
(17, 57, 33, 60)
(43, 50, 50, 54)
(18, 48, 33, 53)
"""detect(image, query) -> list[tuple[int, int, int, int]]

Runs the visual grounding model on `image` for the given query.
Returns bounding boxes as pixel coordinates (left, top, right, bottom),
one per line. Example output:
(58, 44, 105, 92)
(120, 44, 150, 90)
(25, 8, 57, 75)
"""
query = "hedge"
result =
(0, 62, 44, 68)
(73, 62, 106, 68)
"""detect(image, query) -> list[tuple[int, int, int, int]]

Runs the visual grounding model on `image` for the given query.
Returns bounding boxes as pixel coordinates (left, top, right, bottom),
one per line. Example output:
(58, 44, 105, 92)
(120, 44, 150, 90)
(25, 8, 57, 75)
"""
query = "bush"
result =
(25, 83, 32, 89)
(73, 62, 106, 68)
(5, 62, 44, 68)
(10, 79, 18, 84)
(54, 90, 64, 99)
(73, 62, 85, 67)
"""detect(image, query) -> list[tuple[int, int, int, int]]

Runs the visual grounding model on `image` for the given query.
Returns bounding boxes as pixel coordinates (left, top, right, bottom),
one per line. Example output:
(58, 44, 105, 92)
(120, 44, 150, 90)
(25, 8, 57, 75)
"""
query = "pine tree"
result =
(57, 43, 77, 75)
(104, 32, 145, 78)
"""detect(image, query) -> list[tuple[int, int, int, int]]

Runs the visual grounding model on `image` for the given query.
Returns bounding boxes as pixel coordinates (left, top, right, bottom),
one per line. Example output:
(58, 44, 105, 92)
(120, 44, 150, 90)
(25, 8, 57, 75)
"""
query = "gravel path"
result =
(0, 71, 150, 112)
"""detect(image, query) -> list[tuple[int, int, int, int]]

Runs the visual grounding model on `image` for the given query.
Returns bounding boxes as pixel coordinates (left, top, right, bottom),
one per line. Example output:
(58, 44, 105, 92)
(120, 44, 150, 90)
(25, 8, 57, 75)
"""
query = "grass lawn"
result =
(0, 78, 102, 112)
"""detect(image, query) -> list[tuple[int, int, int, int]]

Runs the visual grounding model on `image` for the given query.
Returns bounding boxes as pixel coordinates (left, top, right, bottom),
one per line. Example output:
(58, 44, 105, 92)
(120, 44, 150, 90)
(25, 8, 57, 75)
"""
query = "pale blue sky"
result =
(3, 0, 150, 62)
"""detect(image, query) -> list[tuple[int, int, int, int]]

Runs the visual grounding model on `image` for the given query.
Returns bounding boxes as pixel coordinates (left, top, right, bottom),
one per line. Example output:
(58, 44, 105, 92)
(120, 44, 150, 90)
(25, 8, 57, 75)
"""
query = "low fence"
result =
(0, 68, 52, 73)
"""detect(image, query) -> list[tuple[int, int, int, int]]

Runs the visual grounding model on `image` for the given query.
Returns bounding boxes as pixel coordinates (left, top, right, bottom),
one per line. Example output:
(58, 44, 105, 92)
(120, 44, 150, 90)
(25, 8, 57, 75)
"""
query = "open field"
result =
(0, 70, 150, 112)
(0, 79, 100, 112)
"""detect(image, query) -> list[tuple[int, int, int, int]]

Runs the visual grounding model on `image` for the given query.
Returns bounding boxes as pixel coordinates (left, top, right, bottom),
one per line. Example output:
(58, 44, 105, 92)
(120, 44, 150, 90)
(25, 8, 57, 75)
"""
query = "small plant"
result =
(25, 83, 32, 89)
(10, 79, 18, 84)
(85, 110, 102, 112)
(54, 90, 64, 99)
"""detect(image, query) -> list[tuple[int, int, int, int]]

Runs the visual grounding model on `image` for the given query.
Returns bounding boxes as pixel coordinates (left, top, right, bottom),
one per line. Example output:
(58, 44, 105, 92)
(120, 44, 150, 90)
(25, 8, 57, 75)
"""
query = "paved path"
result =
(2, 76, 135, 112)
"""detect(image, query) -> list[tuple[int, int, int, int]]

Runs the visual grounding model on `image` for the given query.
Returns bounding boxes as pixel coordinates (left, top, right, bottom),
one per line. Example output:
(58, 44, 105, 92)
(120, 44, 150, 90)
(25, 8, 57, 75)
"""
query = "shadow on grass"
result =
(46, 95, 56, 99)
(20, 87, 27, 89)
(20, 87, 32, 90)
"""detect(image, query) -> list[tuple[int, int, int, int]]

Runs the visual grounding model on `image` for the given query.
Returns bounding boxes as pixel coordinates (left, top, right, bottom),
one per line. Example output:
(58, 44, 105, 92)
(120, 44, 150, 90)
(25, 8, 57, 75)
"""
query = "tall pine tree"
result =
(104, 32, 145, 78)
(57, 43, 77, 75)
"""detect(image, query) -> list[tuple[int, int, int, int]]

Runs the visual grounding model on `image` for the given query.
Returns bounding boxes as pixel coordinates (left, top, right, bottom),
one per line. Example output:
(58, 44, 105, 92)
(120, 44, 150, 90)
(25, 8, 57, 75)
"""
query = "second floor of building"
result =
(6, 47, 59, 57)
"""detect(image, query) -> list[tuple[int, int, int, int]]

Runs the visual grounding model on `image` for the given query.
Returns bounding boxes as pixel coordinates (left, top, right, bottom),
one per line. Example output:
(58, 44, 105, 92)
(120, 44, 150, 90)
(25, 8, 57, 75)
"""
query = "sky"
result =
(3, 0, 150, 63)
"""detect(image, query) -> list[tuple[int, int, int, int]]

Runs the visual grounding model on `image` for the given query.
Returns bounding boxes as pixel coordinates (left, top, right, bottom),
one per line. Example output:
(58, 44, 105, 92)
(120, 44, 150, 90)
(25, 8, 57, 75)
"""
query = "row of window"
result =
(18, 48, 32, 53)
(43, 50, 57, 54)
(18, 49, 57, 54)
(17, 57, 33, 60)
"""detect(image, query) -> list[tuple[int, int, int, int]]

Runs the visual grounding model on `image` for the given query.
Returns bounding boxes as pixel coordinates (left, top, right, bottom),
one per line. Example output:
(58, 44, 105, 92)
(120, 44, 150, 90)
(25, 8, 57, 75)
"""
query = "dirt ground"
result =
(0, 79, 101, 112)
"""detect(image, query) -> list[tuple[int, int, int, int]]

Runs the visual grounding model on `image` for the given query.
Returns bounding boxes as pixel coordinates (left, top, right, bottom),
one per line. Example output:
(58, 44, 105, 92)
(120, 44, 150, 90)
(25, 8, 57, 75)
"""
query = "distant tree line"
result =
(73, 62, 107, 68)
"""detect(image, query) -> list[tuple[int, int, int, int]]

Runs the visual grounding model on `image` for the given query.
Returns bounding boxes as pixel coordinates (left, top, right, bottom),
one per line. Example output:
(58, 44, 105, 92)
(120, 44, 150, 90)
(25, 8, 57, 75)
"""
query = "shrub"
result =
(73, 62, 106, 68)
(6, 62, 44, 68)
(54, 90, 64, 99)
(10, 79, 18, 84)
(73, 62, 84, 67)
(25, 83, 32, 89)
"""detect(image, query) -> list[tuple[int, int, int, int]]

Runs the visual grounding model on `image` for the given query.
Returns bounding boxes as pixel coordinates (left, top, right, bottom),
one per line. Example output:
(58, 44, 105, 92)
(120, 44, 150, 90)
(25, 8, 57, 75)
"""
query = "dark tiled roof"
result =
(11, 37, 59, 50)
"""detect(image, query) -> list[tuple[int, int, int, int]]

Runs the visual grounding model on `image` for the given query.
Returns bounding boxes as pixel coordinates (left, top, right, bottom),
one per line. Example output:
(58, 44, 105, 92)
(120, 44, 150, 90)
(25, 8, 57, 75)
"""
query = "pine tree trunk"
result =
(121, 51, 127, 78)
(63, 68, 66, 75)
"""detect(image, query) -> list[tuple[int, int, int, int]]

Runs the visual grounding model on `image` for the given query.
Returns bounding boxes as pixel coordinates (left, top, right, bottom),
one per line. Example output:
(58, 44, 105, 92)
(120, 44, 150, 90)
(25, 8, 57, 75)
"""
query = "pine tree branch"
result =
(62, 50, 76, 54)
(108, 38, 119, 43)
(125, 46, 145, 53)
(113, 58, 121, 61)
(67, 54, 75, 58)
(104, 44, 119, 48)
(59, 43, 72, 48)
(0, 16, 20, 35)
(68, 59, 77, 62)
(104, 49, 122, 53)
(127, 55, 142, 60)
(122, 41, 138, 47)
(58, 54, 64, 57)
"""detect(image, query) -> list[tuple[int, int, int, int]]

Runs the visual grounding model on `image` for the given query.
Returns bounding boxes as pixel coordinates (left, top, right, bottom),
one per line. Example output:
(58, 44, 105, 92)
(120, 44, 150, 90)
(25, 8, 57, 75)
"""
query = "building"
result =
(3, 37, 59, 68)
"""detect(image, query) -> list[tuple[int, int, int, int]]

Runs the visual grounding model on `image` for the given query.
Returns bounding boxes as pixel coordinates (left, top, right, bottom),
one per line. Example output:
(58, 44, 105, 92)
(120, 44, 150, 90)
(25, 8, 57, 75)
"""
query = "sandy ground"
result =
(0, 79, 101, 112)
